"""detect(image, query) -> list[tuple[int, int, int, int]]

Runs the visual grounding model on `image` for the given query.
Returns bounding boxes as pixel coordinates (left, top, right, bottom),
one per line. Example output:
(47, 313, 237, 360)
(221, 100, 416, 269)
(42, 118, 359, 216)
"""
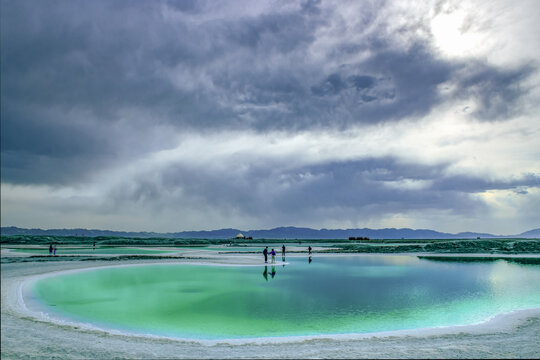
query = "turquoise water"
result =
(32, 256, 540, 339)
(11, 247, 177, 255)
(175, 246, 261, 252)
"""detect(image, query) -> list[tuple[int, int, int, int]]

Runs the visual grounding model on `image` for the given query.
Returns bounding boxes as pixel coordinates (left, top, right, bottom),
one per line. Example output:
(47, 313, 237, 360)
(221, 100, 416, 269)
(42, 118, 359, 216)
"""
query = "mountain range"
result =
(1, 226, 539, 239)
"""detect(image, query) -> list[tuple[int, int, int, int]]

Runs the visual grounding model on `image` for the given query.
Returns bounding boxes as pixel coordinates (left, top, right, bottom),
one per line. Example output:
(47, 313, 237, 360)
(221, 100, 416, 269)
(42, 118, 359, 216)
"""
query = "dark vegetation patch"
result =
(418, 256, 540, 265)
(1, 235, 354, 246)
(324, 239, 540, 254)
(2, 235, 538, 255)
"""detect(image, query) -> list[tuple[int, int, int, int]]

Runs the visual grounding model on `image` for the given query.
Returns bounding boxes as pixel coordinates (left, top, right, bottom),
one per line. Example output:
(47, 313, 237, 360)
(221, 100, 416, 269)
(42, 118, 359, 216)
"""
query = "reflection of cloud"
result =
(375, 256, 420, 266)
(488, 261, 512, 292)
(486, 260, 540, 299)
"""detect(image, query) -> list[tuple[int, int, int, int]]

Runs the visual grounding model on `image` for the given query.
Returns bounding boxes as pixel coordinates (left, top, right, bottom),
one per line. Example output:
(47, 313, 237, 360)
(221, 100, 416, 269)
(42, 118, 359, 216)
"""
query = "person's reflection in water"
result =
(270, 266, 276, 278)
(263, 266, 268, 281)
(309, 256, 312, 264)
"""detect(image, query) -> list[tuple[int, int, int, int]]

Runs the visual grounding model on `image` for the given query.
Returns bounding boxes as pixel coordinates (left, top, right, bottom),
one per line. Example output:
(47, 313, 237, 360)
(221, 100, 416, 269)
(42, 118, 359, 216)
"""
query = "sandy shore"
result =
(2, 253, 540, 359)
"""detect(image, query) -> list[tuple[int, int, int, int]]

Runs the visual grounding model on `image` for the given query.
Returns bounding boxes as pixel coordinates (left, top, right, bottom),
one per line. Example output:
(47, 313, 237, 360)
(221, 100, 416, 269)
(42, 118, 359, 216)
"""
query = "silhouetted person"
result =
(308, 245, 312, 255)
(93, 241, 95, 250)
(270, 266, 276, 278)
(263, 266, 268, 281)
(49, 244, 53, 256)
(53, 245, 57, 256)
(263, 247, 268, 263)
(282, 244, 286, 256)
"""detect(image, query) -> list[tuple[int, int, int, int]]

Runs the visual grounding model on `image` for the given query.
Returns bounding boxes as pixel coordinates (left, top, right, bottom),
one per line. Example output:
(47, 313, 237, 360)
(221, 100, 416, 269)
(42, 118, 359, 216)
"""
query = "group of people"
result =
(261, 245, 312, 280)
(262, 244, 312, 263)
(262, 245, 285, 263)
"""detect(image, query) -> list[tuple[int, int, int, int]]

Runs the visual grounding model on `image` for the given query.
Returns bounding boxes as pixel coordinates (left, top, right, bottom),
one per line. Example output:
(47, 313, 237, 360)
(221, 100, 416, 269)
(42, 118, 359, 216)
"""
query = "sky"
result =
(1, 0, 539, 234)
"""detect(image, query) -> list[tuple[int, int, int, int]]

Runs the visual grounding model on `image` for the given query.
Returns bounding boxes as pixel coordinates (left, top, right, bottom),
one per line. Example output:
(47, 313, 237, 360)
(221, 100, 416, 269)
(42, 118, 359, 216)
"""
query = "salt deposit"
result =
(2, 254, 540, 359)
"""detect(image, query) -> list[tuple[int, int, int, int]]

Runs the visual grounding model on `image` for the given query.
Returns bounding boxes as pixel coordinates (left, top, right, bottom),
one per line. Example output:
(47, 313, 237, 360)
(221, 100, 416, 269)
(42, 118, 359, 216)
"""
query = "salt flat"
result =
(2, 252, 540, 359)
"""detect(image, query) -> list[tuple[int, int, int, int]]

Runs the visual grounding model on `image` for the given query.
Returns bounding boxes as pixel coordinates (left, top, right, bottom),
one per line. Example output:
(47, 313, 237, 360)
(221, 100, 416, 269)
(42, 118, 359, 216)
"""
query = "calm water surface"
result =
(31, 255, 540, 339)
(12, 247, 176, 255)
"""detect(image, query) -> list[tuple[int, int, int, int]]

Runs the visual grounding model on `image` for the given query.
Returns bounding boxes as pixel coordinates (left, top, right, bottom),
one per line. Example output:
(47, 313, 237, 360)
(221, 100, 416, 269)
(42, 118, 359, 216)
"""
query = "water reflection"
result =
(309, 256, 312, 264)
(263, 265, 278, 280)
(34, 256, 540, 339)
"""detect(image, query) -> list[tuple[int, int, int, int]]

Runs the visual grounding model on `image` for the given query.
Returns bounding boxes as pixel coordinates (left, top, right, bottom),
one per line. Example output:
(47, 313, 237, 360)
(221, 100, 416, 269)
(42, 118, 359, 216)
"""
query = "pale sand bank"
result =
(2, 254, 540, 359)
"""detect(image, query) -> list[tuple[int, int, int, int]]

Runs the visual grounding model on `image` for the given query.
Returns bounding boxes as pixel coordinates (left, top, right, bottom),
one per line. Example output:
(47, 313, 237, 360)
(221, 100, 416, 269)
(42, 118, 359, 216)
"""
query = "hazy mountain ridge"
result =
(2, 226, 539, 239)
(518, 228, 540, 238)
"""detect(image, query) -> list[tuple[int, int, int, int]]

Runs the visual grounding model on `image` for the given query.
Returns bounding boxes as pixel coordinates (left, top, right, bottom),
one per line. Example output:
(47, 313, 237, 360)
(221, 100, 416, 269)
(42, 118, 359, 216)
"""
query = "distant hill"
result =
(517, 228, 540, 238)
(2, 226, 539, 239)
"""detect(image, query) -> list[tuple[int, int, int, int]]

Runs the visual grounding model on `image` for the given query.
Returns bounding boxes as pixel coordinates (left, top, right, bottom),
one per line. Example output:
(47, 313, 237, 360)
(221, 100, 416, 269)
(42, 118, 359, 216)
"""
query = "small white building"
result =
(235, 233, 246, 239)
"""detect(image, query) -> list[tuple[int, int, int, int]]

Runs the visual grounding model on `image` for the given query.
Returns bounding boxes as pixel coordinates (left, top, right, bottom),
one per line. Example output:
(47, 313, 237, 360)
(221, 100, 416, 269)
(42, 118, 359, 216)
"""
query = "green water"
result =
(175, 246, 260, 252)
(32, 256, 540, 339)
(12, 247, 176, 255)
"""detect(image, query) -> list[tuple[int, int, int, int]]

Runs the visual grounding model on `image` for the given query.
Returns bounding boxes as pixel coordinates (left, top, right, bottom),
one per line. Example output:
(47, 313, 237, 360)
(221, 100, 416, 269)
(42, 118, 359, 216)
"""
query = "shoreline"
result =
(3, 254, 540, 358)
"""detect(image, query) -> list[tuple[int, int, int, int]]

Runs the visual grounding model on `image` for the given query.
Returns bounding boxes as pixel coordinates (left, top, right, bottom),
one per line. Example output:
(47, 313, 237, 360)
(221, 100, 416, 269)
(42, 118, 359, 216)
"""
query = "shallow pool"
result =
(30, 256, 540, 339)
(11, 247, 177, 255)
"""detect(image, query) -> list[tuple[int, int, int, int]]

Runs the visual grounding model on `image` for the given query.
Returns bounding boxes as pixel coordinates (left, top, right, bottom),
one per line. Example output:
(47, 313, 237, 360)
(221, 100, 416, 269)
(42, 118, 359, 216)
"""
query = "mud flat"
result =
(2, 254, 540, 359)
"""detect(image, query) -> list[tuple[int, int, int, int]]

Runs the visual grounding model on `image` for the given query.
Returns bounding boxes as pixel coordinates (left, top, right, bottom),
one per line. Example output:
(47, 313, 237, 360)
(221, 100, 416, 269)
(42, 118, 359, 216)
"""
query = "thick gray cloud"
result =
(104, 157, 539, 228)
(1, 0, 539, 232)
(2, 0, 535, 183)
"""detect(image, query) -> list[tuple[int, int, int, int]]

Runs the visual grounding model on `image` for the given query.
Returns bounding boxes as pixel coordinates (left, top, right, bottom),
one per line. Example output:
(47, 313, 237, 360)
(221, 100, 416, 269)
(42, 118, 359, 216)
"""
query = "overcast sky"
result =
(1, 0, 539, 234)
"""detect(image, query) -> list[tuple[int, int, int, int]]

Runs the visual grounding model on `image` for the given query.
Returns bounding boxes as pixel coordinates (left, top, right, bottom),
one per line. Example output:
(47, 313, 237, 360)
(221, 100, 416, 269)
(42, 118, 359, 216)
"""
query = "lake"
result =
(29, 255, 540, 339)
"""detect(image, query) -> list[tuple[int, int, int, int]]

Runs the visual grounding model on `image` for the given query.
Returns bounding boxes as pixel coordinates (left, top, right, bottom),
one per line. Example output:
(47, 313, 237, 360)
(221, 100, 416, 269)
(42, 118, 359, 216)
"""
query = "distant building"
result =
(235, 233, 246, 239)
(349, 236, 370, 241)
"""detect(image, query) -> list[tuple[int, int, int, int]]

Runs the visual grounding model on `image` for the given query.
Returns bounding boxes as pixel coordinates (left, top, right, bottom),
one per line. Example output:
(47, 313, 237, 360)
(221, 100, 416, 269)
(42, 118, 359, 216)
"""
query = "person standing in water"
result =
(53, 244, 57, 256)
(282, 244, 286, 256)
(263, 247, 268, 263)
(271, 248, 276, 263)
(49, 244, 53, 256)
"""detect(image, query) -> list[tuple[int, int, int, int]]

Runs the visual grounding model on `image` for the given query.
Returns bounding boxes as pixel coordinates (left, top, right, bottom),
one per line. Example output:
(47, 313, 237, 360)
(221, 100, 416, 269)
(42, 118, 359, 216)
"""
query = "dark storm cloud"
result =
(106, 157, 539, 225)
(1, 0, 536, 186)
(306, 43, 453, 127)
(453, 61, 537, 120)
(262, 160, 539, 216)
(435, 173, 540, 192)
